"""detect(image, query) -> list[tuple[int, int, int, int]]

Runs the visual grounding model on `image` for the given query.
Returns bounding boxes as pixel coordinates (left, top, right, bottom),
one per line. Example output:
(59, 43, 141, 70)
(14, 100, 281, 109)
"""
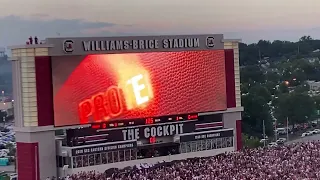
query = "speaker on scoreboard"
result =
(66, 129, 75, 146)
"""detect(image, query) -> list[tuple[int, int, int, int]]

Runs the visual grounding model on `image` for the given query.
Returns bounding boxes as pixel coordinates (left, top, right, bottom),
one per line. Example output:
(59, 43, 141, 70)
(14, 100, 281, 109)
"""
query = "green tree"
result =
(294, 83, 310, 93)
(0, 111, 6, 121)
(241, 83, 249, 94)
(278, 60, 308, 86)
(298, 36, 313, 55)
(5, 144, 15, 156)
(300, 35, 313, 42)
(248, 84, 272, 103)
(314, 96, 320, 110)
(0, 72, 12, 95)
(239, 35, 318, 66)
(242, 93, 273, 137)
(242, 134, 262, 149)
(257, 40, 272, 57)
(266, 71, 281, 83)
(278, 82, 289, 94)
(240, 65, 265, 84)
(238, 35, 320, 137)
(239, 43, 259, 66)
(264, 81, 277, 95)
(275, 93, 316, 125)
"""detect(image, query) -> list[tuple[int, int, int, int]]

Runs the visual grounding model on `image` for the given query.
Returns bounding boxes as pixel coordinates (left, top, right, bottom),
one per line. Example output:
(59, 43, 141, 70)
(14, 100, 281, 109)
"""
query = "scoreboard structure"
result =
(9, 34, 243, 180)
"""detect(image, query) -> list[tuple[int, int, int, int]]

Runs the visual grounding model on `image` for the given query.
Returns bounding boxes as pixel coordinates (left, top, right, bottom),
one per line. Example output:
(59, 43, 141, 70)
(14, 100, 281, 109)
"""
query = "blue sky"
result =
(1, 0, 320, 48)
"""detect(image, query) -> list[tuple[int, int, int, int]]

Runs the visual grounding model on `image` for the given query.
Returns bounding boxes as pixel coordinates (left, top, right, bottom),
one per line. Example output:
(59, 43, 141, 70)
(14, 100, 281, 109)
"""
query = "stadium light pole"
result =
(1, 91, 4, 102)
(2, 116, 5, 128)
(263, 120, 266, 147)
(286, 117, 289, 141)
(274, 119, 278, 141)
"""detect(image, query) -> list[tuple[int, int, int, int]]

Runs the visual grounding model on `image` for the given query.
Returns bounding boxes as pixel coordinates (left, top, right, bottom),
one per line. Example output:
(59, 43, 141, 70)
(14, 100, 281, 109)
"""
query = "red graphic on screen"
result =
(78, 73, 153, 124)
(78, 86, 125, 124)
(149, 137, 156, 144)
(52, 50, 227, 127)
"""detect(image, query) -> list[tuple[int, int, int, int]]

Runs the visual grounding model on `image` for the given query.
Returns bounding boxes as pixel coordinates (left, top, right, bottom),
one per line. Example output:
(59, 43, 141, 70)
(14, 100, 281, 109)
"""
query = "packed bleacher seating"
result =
(55, 141, 320, 180)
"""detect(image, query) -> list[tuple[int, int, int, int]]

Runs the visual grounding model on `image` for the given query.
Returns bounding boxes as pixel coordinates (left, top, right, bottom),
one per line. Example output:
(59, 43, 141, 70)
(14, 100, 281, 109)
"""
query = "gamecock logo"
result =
(63, 40, 74, 53)
(206, 37, 215, 48)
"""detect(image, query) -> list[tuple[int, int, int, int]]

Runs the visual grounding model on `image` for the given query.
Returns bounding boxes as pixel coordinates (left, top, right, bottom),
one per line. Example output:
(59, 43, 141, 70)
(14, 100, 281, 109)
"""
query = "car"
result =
(307, 131, 314, 135)
(3, 138, 10, 142)
(9, 173, 17, 180)
(0, 133, 5, 138)
(260, 139, 268, 143)
(275, 128, 287, 135)
(276, 141, 283, 145)
(6, 126, 13, 130)
(301, 131, 312, 137)
(0, 149, 9, 154)
(278, 138, 286, 141)
(276, 138, 287, 144)
(312, 129, 320, 134)
(0, 129, 9, 133)
(268, 142, 278, 148)
(0, 152, 8, 158)
(0, 144, 5, 149)
(310, 130, 317, 134)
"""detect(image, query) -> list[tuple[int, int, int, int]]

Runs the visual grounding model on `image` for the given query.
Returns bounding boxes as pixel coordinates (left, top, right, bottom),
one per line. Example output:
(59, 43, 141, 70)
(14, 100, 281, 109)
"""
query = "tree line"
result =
(0, 55, 12, 95)
(240, 36, 320, 66)
(240, 36, 320, 138)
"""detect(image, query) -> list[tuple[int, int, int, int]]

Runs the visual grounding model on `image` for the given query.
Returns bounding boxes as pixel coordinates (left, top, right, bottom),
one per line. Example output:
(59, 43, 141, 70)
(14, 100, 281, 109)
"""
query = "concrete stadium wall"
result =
(60, 147, 234, 175)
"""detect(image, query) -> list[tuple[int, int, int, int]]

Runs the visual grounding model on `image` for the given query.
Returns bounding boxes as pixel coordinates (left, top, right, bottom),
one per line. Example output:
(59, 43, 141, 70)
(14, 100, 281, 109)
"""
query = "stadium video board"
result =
(52, 50, 227, 127)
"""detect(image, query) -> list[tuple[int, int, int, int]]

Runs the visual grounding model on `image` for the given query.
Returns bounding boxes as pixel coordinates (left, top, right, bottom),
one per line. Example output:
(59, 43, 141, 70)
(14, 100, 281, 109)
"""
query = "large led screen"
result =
(52, 50, 227, 127)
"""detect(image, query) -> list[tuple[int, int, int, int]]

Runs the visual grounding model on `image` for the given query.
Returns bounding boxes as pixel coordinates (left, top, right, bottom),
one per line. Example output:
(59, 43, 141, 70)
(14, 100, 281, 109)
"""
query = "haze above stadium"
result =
(1, 0, 320, 47)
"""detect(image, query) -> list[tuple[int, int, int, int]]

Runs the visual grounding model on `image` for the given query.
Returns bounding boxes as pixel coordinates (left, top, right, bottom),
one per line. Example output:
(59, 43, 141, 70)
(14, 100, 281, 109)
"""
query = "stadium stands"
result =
(51, 141, 320, 180)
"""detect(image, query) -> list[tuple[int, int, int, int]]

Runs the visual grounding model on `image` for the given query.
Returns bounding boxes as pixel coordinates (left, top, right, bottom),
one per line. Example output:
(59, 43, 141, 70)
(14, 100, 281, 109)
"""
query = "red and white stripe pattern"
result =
(195, 122, 223, 130)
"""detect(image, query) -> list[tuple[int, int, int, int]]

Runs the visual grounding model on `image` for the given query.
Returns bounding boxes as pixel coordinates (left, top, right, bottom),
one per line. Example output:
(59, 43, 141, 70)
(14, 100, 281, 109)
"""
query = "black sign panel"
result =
(46, 34, 224, 56)
(91, 113, 199, 130)
(198, 113, 223, 123)
(71, 141, 137, 156)
(67, 113, 222, 138)
(68, 121, 196, 144)
(103, 122, 196, 142)
(180, 129, 233, 142)
(66, 114, 224, 146)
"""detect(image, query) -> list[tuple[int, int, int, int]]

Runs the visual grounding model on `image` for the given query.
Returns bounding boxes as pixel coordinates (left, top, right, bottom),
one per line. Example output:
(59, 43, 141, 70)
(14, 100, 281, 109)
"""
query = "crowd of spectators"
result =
(54, 141, 320, 180)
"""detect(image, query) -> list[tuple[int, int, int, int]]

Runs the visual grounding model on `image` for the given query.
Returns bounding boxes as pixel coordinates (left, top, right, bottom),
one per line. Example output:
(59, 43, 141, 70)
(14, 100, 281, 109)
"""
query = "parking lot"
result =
(0, 121, 16, 173)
